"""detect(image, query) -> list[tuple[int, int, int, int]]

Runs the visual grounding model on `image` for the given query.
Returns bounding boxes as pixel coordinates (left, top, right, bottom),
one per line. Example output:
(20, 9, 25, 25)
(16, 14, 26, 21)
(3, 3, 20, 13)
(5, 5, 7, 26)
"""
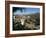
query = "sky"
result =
(13, 7, 40, 15)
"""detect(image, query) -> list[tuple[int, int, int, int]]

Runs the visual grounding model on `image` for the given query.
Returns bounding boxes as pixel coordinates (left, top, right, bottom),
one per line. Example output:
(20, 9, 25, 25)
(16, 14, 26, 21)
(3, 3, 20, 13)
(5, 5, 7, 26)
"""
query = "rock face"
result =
(13, 13, 40, 30)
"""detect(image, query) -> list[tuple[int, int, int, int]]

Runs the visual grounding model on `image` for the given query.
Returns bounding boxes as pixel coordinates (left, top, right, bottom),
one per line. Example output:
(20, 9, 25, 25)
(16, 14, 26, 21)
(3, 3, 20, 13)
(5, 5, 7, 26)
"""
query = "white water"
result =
(20, 19, 25, 25)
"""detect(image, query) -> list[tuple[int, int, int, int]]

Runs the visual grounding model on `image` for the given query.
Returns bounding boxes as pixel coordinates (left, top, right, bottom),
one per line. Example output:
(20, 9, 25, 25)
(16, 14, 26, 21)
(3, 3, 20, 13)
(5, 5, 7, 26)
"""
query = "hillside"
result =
(13, 13, 40, 30)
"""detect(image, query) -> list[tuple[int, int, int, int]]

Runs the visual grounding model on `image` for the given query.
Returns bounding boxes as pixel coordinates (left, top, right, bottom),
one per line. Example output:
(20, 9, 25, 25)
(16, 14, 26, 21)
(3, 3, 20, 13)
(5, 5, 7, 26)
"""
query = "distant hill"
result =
(13, 12, 40, 16)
